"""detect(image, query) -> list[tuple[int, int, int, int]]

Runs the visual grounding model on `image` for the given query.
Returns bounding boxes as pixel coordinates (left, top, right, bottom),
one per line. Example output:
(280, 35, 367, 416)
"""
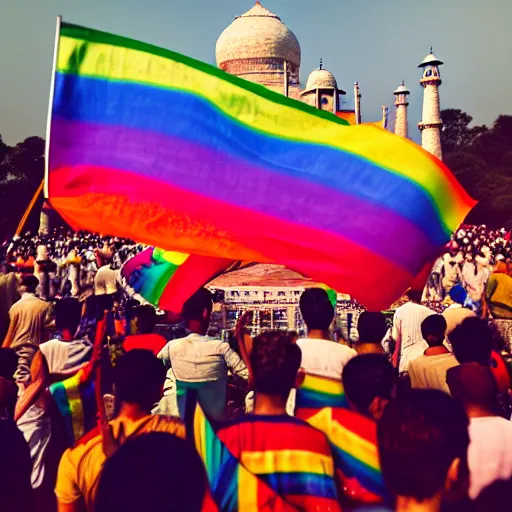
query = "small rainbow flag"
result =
(295, 372, 348, 412)
(49, 368, 97, 445)
(194, 406, 341, 511)
(47, 22, 474, 310)
(121, 247, 233, 313)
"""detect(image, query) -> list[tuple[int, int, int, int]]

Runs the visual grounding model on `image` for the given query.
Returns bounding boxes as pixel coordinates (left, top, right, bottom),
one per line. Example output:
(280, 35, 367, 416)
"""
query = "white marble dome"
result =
(216, 1, 301, 69)
(305, 68, 338, 91)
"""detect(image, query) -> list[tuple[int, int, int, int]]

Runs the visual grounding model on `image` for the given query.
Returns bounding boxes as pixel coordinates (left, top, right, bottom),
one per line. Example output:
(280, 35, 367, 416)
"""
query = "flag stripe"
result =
(241, 450, 334, 475)
(52, 72, 456, 247)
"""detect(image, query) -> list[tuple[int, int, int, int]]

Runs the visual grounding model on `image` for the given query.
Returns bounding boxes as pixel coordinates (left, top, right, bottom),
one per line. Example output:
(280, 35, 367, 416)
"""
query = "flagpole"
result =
(44, 15, 62, 199)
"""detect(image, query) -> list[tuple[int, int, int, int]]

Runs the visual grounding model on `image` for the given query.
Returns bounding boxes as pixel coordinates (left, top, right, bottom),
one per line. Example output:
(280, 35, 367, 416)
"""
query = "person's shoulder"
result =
(138, 414, 186, 438)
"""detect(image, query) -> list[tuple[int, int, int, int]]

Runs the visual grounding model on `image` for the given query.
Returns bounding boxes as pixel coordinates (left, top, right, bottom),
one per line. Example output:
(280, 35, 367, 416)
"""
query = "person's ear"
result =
(445, 457, 461, 493)
(295, 368, 306, 388)
(368, 397, 389, 421)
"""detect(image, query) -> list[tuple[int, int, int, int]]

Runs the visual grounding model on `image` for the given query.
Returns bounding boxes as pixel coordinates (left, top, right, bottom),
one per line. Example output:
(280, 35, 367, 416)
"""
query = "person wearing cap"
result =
(442, 285, 476, 336)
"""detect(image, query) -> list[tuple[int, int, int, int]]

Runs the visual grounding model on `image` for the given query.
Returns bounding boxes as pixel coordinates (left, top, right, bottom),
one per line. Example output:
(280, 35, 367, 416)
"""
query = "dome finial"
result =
(430, 45, 433, 54)
(319, 57, 323, 70)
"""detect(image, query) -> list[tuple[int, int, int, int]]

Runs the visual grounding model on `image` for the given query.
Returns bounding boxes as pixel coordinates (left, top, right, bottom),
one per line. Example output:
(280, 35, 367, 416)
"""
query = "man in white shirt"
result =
(409, 315, 458, 395)
(157, 288, 248, 421)
(296, 288, 357, 379)
(447, 363, 512, 500)
(391, 290, 435, 374)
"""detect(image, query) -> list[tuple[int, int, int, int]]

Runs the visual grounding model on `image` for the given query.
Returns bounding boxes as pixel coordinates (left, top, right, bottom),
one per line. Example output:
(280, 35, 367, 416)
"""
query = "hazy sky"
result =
(1, 0, 510, 145)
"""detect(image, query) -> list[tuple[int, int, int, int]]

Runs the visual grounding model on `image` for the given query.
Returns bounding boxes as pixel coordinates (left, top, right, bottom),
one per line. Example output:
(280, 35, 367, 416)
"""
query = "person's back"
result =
(409, 315, 458, 395)
(123, 305, 166, 355)
(447, 363, 512, 500)
(198, 331, 340, 511)
(486, 271, 512, 319)
(297, 288, 356, 379)
(94, 263, 118, 296)
(55, 350, 185, 511)
(392, 294, 434, 373)
(158, 289, 247, 421)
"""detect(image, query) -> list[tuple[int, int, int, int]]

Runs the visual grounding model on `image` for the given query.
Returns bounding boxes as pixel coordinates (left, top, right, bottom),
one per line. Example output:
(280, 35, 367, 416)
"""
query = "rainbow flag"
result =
(47, 23, 475, 310)
(121, 247, 233, 313)
(295, 373, 388, 504)
(49, 368, 97, 445)
(295, 372, 348, 412)
(194, 406, 341, 511)
(336, 110, 356, 125)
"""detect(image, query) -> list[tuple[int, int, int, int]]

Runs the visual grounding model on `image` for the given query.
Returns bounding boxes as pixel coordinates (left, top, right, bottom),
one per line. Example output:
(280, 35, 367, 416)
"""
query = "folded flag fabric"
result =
(120, 246, 233, 313)
(194, 405, 341, 511)
(49, 368, 97, 446)
(295, 373, 388, 504)
(47, 22, 475, 310)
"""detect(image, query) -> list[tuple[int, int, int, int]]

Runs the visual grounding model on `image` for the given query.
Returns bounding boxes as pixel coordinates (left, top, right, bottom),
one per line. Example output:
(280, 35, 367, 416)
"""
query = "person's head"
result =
(342, 354, 395, 420)
(55, 298, 82, 337)
(181, 288, 213, 333)
(406, 289, 423, 304)
(114, 350, 166, 412)
(299, 288, 334, 332)
(95, 433, 207, 512)
(133, 305, 158, 335)
(378, 389, 469, 507)
(357, 312, 388, 344)
(449, 318, 492, 366)
(19, 274, 38, 294)
(251, 331, 301, 399)
(421, 315, 447, 347)
(447, 363, 498, 417)
(449, 285, 467, 306)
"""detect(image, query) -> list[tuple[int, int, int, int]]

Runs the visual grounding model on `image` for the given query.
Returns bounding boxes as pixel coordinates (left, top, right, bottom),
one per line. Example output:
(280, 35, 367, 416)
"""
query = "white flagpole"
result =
(44, 15, 62, 199)
(283, 61, 289, 97)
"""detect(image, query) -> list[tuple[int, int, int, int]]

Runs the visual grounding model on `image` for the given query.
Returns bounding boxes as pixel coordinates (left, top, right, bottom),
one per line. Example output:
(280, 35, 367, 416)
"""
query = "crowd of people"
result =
(0, 227, 512, 511)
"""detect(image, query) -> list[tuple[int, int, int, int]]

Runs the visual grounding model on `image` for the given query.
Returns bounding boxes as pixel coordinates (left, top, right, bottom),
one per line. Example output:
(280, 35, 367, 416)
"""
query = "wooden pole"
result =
(15, 179, 44, 236)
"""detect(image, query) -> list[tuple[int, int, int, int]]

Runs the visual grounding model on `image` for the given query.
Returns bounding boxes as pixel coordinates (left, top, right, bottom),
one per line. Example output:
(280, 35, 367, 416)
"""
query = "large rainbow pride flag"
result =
(46, 22, 475, 310)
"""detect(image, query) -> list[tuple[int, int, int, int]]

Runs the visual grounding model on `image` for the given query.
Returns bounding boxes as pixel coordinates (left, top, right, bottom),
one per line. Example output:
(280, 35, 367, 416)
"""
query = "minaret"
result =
(418, 48, 443, 159)
(393, 80, 410, 138)
(354, 82, 361, 124)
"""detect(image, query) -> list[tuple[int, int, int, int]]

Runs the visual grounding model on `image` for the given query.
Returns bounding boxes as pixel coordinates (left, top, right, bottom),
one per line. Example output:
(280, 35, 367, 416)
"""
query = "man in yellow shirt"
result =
(55, 350, 184, 512)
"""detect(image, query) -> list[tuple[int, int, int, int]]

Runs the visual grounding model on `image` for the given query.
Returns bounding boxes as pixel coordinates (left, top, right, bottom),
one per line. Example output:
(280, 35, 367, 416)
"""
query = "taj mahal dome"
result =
(215, 1, 444, 161)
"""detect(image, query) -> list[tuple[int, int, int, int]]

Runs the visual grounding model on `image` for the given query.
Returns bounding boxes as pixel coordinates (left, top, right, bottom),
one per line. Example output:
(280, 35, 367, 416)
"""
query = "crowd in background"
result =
(0, 226, 511, 512)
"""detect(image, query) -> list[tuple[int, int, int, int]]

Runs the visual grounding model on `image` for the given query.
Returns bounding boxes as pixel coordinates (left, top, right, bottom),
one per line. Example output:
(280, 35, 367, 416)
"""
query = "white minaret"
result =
(354, 82, 361, 124)
(418, 48, 443, 159)
(393, 80, 410, 138)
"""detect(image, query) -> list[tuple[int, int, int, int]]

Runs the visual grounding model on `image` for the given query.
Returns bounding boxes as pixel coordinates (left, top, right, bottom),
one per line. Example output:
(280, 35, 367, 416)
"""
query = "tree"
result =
(0, 135, 9, 166)
(441, 109, 487, 154)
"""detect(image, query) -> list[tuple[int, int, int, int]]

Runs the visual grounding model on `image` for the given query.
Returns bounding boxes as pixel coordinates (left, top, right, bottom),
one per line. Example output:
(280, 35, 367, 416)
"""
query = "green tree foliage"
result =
(0, 136, 45, 241)
(441, 111, 512, 229)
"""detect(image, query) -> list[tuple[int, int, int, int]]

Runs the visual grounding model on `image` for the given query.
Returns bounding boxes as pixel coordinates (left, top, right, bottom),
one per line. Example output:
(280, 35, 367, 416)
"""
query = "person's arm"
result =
(2, 309, 18, 348)
(157, 342, 172, 369)
(391, 313, 401, 369)
(55, 448, 84, 512)
(219, 342, 249, 379)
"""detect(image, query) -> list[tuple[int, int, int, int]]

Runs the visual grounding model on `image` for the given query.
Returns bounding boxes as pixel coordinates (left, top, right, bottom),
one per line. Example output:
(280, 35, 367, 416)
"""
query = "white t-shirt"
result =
(94, 264, 119, 296)
(296, 338, 357, 380)
(468, 416, 512, 499)
(392, 302, 434, 373)
(39, 338, 92, 374)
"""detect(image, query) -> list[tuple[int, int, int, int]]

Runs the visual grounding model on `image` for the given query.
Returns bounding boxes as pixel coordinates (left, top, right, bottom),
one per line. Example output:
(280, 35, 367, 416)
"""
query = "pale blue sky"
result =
(1, 0, 510, 145)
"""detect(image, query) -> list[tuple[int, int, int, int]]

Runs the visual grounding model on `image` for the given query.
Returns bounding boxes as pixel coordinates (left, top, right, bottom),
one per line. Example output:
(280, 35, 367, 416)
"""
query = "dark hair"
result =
(134, 305, 157, 334)
(342, 354, 395, 414)
(357, 312, 388, 344)
(114, 350, 166, 411)
(182, 288, 213, 323)
(447, 363, 498, 412)
(299, 288, 334, 331)
(20, 274, 38, 293)
(95, 433, 206, 512)
(378, 389, 469, 502)
(54, 298, 82, 335)
(449, 318, 492, 365)
(473, 478, 512, 512)
(251, 331, 301, 396)
(0, 349, 18, 380)
(406, 289, 423, 303)
(421, 315, 447, 347)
